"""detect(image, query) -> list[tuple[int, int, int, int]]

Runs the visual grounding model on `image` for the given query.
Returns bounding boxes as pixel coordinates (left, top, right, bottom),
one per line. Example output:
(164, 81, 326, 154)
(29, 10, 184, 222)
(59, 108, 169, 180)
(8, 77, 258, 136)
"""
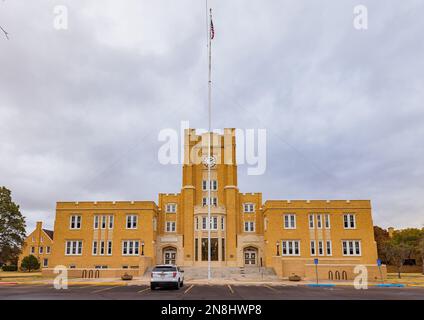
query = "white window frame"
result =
(221, 216, 225, 230)
(166, 203, 177, 213)
(316, 214, 322, 229)
(100, 241, 105, 255)
(324, 214, 331, 229)
(31, 246, 35, 254)
(310, 240, 316, 256)
(93, 215, 99, 229)
(326, 240, 333, 256)
(126, 215, 138, 229)
(202, 217, 207, 230)
(243, 203, 255, 213)
(244, 221, 255, 232)
(70, 215, 81, 229)
(46, 246, 51, 254)
(107, 240, 112, 255)
(108, 215, 114, 229)
(281, 240, 300, 256)
(39, 246, 43, 254)
(308, 214, 314, 229)
(166, 221, 176, 233)
(101, 215, 107, 229)
(343, 214, 356, 229)
(342, 240, 361, 256)
(65, 240, 83, 256)
(318, 240, 324, 256)
(43, 258, 48, 267)
(283, 214, 296, 229)
(122, 240, 140, 256)
(92, 240, 98, 255)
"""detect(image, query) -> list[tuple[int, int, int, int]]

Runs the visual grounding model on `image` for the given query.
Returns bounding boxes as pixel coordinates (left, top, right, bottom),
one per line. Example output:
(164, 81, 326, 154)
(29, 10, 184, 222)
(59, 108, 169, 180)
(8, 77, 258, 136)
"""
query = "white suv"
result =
(150, 265, 184, 290)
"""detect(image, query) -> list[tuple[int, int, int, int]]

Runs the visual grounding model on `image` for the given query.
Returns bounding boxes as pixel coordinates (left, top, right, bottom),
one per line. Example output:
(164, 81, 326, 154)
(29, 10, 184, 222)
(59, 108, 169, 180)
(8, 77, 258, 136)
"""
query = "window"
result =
(281, 240, 300, 256)
(202, 217, 207, 230)
(101, 215, 107, 229)
(342, 240, 361, 256)
(40, 236, 43, 243)
(65, 241, 83, 255)
(210, 217, 218, 230)
(31, 246, 35, 254)
(284, 214, 296, 229)
(202, 180, 217, 191)
(318, 240, 324, 256)
(126, 215, 138, 229)
(202, 197, 217, 207)
(317, 215, 322, 229)
(166, 221, 176, 232)
(43, 258, 48, 267)
(195, 217, 199, 230)
(107, 241, 112, 255)
(244, 203, 255, 213)
(92, 241, 98, 255)
(109, 215, 114, 229)
(244, 221, 255, 232)
(46, 246, 51, 254)
(93, 216, 99, 229)
(324, 214, 331, 229)
(166, 203, 177, 213)
(308, 214, 314, 229)
(39, 246, 43, 254)
(343, 214, 356, 229)
(70, 215, 81, 229)
(221, 217, 225, 230)
(326, 240, 332, 256)
(310, 240, 316, 256)
(122, 240, 140, 256)
(95, 265, 108, 269)
(100, 241, 105, 255)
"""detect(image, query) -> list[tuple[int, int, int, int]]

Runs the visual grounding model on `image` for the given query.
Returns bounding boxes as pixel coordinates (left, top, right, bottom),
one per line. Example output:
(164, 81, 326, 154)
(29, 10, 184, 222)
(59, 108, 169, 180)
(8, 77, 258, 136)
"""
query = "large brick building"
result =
(20, 129, 386, 280)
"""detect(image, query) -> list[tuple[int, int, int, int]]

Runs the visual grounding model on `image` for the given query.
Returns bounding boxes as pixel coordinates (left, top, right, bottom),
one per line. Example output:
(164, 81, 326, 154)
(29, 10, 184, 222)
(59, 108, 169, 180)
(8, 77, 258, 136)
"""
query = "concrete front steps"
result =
(180, 266, 279, 281)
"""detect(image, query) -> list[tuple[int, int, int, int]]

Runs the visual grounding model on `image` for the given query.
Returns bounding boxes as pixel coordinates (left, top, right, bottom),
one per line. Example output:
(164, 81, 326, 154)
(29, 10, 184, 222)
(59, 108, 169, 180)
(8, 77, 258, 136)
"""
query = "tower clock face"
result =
(202, 155, 216, 168)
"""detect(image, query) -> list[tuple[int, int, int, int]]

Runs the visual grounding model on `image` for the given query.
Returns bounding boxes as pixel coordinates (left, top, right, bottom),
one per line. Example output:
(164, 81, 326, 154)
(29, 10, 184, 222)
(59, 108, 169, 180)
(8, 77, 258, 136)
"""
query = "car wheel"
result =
(175, 281, 180, 290)
(150, 284, 156, 290)
(180, 281, 184, 287)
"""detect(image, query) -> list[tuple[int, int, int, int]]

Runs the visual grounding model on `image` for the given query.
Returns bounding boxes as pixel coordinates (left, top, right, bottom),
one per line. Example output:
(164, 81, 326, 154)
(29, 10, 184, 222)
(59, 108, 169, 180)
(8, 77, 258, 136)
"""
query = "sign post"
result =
(377, 259, 384, 283)
(314, 258, 319, 285)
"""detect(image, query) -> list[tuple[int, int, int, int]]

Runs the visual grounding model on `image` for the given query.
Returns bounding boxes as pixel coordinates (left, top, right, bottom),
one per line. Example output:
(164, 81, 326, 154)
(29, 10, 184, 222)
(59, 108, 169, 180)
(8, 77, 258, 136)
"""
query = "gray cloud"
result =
(0, 0, 423, 231)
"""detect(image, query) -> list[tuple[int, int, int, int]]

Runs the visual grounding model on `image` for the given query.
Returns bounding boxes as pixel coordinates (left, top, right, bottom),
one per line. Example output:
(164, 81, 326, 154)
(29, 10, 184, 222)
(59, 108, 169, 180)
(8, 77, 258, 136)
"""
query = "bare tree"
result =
(0, 25, 9, 39)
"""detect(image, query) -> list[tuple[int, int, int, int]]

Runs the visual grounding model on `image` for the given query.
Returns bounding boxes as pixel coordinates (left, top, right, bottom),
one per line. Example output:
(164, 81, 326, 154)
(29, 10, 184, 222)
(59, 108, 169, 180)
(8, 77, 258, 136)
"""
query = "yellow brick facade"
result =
(25, 129, 385, 280)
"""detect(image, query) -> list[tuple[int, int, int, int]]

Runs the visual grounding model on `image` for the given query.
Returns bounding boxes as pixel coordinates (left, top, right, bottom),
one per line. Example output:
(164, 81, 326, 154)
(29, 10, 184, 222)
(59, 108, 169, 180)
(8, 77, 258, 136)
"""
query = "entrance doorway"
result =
(244, 247, 258, 266)
(163, 248, 176, 265)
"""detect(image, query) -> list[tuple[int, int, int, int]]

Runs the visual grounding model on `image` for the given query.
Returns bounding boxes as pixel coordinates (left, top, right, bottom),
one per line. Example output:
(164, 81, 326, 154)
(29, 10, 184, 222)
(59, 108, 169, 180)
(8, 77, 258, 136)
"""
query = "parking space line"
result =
(91, 286, 118, 294)
(227, 284, 234, 294)
(184, 284, 194, 294)
(138, 287, 150, 293)
(264, 284, 278, 292)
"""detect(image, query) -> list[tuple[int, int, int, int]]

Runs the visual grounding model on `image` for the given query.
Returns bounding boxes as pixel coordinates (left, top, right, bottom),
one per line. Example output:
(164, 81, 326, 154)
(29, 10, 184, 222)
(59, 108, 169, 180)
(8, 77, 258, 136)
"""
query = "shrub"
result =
(1, 265, 18, 272)
(20, 255, 40, 272)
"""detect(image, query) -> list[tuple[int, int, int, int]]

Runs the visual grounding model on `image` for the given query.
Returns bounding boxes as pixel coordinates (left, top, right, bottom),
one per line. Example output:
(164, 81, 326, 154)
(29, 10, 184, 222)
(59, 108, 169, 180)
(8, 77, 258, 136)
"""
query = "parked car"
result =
(150, 264, 184, 290)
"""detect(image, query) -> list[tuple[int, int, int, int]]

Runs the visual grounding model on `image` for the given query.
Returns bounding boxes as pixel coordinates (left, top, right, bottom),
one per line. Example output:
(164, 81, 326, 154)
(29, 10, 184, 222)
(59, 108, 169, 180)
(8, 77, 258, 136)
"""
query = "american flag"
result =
(210, 19, 215, 40)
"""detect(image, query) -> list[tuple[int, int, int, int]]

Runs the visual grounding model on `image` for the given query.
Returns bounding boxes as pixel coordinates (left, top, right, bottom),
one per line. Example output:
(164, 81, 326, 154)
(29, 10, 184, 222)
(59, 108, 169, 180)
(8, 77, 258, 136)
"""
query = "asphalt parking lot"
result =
(0, 283, 424, 300)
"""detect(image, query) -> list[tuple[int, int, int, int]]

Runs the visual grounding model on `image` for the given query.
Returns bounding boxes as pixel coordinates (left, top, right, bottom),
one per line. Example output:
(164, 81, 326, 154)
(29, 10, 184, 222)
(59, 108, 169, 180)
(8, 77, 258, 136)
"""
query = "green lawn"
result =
(0, 271, 43, 282)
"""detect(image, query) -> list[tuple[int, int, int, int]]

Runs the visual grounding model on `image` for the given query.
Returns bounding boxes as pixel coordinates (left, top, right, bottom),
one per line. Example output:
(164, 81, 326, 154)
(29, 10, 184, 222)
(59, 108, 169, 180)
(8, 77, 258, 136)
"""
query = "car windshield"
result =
(153, 266, 177, 272)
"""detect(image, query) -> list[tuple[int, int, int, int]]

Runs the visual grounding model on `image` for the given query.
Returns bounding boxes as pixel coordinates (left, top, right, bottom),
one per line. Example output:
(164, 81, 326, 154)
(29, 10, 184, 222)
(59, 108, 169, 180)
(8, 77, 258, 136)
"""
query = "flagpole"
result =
(207, 7, 212, 281)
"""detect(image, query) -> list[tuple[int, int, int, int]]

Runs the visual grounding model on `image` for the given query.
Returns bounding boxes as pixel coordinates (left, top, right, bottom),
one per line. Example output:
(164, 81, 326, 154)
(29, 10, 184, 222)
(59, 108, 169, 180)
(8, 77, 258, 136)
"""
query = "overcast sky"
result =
(1, 0, 423, 232)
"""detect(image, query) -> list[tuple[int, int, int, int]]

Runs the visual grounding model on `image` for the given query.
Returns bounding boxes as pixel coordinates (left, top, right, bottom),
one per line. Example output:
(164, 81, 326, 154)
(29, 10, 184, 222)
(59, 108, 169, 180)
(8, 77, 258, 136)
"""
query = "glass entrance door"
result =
(244, 250, 257, 265)
(164, 249, 176, 264)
